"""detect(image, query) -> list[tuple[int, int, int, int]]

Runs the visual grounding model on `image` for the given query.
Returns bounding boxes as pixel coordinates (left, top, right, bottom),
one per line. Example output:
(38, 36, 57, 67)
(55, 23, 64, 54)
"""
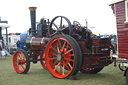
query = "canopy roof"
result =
(0, 23, 10, 30)
(109, 0, 125, 6)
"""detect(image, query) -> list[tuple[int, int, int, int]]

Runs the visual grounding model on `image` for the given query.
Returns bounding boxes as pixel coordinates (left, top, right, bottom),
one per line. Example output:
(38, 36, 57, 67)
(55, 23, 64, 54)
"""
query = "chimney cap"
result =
(29, 7, 37, 11)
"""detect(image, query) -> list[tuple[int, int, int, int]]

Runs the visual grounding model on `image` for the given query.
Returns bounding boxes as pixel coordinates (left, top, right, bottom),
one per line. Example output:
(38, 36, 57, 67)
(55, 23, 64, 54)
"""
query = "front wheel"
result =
(13, 49, 30, 74)
(45, 35, 81, 78)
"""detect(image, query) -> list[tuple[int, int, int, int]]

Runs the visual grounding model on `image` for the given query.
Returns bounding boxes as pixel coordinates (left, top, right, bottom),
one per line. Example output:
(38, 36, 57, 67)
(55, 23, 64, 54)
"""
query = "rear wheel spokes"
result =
(64, 58, 74, 62)
(64, 49, 73, 55)
(48, 38, 75, 75)
(57, 39, 62, 49)
(50, 46, 58, 53)
(53, 60, 59, 66)
(52, 52, 58, 56)
(54, 62, 60, 71)
(63, 62, 71, 71)
(60, 63, 62, 73)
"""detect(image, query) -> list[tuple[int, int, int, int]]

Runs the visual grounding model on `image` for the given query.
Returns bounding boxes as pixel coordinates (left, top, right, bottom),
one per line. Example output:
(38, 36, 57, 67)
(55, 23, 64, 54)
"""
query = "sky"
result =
(0, 0, 116, 35)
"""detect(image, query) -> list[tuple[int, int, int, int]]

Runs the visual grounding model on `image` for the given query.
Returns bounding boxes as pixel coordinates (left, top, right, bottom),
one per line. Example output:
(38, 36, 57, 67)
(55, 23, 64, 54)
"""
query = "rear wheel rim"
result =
(13, 51, 27, 73)
(46, 37, 75, 78)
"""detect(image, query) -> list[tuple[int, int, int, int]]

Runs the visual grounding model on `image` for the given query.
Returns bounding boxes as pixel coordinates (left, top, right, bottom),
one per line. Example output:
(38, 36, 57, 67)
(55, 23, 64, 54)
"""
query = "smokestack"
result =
(29, 7, 37, 36)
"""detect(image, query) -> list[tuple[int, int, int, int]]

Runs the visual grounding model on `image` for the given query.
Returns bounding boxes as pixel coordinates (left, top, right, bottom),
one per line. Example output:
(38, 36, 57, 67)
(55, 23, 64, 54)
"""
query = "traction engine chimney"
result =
(29, 7, 37, 36)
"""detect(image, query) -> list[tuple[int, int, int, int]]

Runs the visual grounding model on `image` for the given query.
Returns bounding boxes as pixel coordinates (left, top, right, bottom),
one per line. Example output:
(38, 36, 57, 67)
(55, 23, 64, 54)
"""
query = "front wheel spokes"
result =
(20, 60, 26, 71)
(18, 54, 22, 59)
(13, 49, 30, 74)
(17, 53, 26, 71)
(21, 64, 25, 70)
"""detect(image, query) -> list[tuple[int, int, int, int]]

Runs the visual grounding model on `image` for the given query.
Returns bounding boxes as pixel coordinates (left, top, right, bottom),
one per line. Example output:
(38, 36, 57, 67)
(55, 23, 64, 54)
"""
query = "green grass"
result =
(0, 56, 126, 85)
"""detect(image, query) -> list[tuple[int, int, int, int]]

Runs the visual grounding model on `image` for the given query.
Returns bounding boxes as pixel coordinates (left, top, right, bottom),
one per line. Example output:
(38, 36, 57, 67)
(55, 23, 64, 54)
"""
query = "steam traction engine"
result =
(13, 7, 113, 79)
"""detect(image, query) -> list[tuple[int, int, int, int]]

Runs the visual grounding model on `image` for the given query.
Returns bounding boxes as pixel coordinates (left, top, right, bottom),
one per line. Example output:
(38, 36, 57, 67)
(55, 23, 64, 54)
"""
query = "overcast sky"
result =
(0, 0, 116, 35)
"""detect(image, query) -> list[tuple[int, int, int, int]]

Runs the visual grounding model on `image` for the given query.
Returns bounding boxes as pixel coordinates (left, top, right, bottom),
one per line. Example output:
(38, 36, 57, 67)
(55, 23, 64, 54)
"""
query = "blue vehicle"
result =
(20, 31, 28, 41)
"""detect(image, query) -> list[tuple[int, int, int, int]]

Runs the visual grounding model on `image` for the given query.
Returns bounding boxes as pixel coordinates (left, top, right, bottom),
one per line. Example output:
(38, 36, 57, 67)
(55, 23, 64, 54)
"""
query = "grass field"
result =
(0, 56, 126, 85)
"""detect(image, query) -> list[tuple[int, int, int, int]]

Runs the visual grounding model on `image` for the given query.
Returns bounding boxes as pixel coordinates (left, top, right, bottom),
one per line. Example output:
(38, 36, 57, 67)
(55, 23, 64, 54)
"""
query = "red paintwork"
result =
(13, 51, 27, 73)
(78, 38, 112, 70)
(45, 37, 75, 78)
(40, 51, 47, 69)
(110, 1, 128, 59)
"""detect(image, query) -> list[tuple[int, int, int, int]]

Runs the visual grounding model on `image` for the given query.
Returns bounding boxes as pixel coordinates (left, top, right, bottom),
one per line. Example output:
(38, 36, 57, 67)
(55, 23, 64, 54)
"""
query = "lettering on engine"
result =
(101, 48, 108, 51)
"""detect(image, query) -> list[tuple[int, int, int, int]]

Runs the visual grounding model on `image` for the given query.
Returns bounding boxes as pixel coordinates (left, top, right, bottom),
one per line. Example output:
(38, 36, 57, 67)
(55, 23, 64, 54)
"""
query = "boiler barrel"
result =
(26, 37, 49, 50)
(30, 37, 44, 50)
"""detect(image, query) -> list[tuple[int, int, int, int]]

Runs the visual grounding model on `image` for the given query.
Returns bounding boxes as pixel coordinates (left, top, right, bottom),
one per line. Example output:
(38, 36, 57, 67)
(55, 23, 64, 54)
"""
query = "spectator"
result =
(0, 40, 4, 59)
(19, 40, 24, 49)
(16, 40, 20, 49)
(13, 40, 20, 50)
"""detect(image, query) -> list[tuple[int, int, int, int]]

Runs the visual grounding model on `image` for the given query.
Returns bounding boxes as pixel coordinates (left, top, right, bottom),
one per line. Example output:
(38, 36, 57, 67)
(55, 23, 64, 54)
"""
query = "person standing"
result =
(16, 40, 20, 50)
(0, 40, 3, 59)
(19, 40, 24, 49)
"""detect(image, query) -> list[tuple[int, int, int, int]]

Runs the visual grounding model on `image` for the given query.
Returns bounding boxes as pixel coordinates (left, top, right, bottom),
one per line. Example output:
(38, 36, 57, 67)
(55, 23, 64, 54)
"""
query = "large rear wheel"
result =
(45, 35, 81, 78)
(13, 49, 30, 74)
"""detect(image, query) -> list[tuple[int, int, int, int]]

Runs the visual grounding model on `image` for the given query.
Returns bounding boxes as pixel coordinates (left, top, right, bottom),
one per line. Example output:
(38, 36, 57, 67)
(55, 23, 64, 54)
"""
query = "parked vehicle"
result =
(109, 0, 128, 84)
